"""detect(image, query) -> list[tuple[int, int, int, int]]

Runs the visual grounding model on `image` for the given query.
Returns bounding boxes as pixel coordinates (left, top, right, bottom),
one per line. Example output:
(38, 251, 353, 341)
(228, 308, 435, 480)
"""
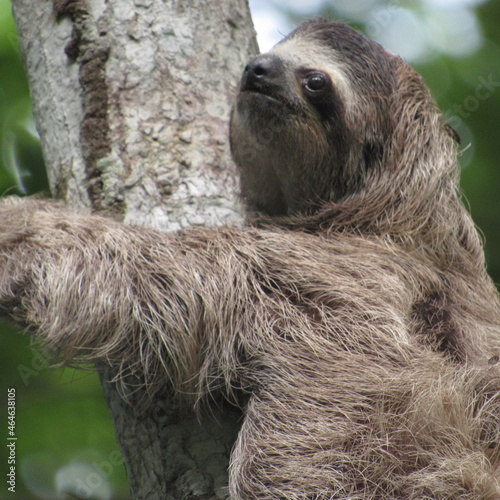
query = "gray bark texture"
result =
(11, 0, 258, 497)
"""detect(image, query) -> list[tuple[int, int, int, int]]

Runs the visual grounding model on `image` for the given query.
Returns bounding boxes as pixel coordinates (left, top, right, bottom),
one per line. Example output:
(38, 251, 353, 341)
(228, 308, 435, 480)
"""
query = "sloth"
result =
(1, 19, 500, 499)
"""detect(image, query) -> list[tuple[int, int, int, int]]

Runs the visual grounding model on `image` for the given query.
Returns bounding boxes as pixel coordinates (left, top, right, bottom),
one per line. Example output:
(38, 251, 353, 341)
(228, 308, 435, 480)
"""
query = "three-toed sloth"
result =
(1, 19, 500, 499)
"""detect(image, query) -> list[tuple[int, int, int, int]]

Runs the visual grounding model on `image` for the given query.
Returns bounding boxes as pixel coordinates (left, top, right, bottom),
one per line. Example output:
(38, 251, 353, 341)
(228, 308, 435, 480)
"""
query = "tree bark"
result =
(11, 0, 258, 497)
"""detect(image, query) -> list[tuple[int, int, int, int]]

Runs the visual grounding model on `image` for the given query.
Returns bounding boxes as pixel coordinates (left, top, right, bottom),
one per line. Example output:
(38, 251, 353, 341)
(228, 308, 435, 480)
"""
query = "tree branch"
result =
(11, 0, 258, 496)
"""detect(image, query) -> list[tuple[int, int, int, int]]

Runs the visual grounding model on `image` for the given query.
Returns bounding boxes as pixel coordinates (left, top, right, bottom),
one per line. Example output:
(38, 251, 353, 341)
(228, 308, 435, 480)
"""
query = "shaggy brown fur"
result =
(1, 19, 500, 498)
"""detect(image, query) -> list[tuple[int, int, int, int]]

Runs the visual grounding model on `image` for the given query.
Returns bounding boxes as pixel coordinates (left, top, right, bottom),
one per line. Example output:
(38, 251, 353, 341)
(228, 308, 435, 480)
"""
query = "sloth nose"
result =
(244, 55, 274, 78)
(241, 54, 281, 91)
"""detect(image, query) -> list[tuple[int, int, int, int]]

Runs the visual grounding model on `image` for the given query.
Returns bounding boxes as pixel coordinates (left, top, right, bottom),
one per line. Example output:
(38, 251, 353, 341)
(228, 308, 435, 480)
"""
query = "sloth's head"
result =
(230, 19, 456, 218)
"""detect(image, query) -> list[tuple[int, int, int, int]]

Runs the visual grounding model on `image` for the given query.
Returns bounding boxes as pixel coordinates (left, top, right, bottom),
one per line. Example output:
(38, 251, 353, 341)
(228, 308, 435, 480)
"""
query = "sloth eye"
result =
(297, 69, 335, 117)
(304, 73, 327, 92)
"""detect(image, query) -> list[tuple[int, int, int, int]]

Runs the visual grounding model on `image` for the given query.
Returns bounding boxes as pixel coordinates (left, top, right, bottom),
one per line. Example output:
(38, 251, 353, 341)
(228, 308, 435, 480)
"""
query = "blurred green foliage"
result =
(461, 1, 500, 281)
(0, 0, 47, 196)
(1, 330, 129, 499)
(0, 0, 499, 498)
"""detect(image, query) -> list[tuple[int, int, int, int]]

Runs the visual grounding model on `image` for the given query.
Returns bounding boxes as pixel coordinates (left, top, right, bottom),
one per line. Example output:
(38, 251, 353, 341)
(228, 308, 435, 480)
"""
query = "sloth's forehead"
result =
(271, 36, 355, 104)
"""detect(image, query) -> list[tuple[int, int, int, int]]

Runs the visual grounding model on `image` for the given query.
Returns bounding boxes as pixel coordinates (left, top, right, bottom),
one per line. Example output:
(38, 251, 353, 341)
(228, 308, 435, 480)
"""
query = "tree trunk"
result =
(11, 0, 258, 497)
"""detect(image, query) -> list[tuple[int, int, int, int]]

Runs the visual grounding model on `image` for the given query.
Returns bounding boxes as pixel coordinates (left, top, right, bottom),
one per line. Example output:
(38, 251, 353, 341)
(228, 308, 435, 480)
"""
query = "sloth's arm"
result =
(0, 197, 258, 392)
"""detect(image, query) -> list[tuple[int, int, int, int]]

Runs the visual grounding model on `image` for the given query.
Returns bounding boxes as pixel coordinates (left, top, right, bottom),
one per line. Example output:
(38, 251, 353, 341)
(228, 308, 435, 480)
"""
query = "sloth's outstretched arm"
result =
(2, 197, 500, 497)
(0, 197, 258, 394)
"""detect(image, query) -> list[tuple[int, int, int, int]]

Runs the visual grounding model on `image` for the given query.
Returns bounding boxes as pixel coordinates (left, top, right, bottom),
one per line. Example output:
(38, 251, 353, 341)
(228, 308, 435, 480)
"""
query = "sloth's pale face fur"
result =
(231, 21, 395, 215)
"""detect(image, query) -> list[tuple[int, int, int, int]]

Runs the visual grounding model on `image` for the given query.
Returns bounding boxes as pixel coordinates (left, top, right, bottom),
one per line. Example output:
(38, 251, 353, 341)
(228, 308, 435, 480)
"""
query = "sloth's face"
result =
(233, 35, 355, 130)
(230, 21, 397, 216)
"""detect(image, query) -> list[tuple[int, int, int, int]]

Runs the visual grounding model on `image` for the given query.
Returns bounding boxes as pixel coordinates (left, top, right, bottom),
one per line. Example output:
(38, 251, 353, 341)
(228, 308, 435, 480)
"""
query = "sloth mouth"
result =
(239, 89, 291, 111)
(240, 89, 283, 104)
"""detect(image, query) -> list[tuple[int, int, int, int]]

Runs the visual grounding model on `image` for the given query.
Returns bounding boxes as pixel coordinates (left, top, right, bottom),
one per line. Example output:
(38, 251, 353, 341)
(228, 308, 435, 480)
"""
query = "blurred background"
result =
(1, 0, 499, 498)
